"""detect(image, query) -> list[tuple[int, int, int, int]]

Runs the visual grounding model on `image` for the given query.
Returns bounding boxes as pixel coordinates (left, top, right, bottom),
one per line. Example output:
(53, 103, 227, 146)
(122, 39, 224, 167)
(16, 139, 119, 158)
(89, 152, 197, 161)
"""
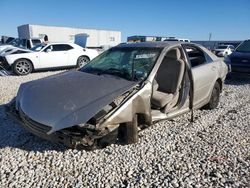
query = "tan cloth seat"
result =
(152, 48, 185, 108)
(152, 91, 174, 108)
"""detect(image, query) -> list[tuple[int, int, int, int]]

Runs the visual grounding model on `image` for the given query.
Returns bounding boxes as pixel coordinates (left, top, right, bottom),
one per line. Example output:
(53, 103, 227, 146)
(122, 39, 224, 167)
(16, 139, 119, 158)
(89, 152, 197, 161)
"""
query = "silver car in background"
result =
(6, 41, 228, 149)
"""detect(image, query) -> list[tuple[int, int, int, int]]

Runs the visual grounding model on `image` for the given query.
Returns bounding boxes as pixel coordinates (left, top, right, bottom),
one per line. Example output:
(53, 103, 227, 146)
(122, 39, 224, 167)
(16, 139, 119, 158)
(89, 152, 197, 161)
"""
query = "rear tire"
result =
(203, 82, 220, 109)
(77, 56, 90, 68)
(13, 59, 33, 75)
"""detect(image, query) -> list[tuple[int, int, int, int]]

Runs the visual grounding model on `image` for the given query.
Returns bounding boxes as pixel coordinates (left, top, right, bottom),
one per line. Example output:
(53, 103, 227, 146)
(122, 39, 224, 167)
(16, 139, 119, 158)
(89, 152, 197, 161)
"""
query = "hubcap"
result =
(16, 60, 31, 74)
(78, 57, 89, 68)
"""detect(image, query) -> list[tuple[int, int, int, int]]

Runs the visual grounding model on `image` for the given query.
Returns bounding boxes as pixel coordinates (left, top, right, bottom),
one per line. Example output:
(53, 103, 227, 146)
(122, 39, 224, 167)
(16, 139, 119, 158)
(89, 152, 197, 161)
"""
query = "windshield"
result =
(217, 46, 227, 49)
(31, 44, 46, 51)
(80, 47, 162, 81)
(236, 40, 250, 52)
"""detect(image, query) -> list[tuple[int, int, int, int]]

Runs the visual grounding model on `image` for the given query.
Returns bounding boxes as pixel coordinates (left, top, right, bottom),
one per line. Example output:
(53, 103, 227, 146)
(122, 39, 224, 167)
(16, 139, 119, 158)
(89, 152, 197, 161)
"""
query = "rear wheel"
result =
(77, 56, 90, 68)
(13, 59, 33, 75)
(203, 82, 220, 109)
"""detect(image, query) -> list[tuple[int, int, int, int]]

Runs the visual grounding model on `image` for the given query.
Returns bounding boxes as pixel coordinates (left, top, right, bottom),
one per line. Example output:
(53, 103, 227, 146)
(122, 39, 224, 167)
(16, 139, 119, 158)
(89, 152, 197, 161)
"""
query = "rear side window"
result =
(51, 44, 73, 51)
(184, 45, 210, 67)
(63, 44, 74, 50)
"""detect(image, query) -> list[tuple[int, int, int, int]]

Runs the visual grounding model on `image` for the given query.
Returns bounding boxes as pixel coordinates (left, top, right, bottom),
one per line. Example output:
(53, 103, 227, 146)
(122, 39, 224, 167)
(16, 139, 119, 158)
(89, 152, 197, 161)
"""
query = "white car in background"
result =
(0, 43, 98, 75)
(0, 38, 42, 53)
(212, 45, 235, 57)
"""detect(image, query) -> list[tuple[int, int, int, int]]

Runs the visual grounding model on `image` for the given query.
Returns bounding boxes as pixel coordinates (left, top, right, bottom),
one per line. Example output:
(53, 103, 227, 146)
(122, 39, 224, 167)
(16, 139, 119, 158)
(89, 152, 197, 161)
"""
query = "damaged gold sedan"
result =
(5, 41, 228, 149)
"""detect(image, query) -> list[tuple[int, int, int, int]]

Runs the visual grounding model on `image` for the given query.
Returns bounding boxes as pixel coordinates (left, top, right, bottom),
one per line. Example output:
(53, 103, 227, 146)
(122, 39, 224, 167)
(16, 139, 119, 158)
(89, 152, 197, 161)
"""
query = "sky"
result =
(0, 0, 249, 42)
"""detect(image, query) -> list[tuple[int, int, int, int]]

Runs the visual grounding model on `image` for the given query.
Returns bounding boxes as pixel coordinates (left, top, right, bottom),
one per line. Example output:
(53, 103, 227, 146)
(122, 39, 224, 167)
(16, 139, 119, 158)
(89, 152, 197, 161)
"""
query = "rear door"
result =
(38, 44, 69, 69)
(183, 44, 219, 108)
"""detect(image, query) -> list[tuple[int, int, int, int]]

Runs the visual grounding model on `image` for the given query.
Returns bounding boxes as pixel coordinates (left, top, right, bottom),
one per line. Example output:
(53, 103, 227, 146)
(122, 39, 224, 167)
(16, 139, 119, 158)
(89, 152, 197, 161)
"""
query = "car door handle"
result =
(211, 66, 216, 71)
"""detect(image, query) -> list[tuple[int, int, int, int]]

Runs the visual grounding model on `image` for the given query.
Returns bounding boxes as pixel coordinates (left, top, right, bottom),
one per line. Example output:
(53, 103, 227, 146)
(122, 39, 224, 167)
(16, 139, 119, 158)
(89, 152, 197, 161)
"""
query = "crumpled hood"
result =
(16, 71, 137, 133)
(0, 47, 31, 56)
(0, 45, 12, 53)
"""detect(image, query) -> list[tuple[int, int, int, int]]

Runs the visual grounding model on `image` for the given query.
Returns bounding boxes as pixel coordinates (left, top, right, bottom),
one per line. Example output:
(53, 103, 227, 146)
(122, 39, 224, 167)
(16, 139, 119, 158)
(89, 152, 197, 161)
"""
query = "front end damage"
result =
(5, 82, 152, 149)
(0, 56, 12, 76)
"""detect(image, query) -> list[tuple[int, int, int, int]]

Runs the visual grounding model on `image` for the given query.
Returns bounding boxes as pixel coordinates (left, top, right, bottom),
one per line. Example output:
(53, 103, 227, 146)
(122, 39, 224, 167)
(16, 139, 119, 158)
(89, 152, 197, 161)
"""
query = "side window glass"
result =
(43, 45, 52, 52)
(204, 51, 213, 63)
(51, 45, 65, 51)
(64, 45, 73, 50)
(184, 45, 207, 68)
(50, 44, 73, 51)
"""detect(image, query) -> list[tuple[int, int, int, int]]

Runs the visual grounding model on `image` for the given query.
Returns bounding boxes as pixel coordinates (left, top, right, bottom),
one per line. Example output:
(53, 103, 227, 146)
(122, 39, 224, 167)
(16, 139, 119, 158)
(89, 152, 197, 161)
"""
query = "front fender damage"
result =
(59, 82, 153, 148)
(5, 82, 153, 149)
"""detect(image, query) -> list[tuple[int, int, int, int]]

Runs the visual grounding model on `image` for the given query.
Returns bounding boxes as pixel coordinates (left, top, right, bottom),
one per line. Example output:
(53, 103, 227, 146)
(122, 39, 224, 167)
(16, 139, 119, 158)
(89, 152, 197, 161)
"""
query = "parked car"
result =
(0, 38, 42, 53)
(5, 41, 228, 149)
(1, 36, 15, 44)
(0, 43, 99, 75)
(224, 39, 250, 76)
(164, 38, 190, 42)
(212, 45, 235, 57)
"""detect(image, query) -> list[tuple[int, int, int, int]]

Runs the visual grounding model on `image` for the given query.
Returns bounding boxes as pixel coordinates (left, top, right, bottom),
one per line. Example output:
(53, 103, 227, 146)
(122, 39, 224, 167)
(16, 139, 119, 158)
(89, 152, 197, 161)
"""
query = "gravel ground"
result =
(0, 71, 249, 187)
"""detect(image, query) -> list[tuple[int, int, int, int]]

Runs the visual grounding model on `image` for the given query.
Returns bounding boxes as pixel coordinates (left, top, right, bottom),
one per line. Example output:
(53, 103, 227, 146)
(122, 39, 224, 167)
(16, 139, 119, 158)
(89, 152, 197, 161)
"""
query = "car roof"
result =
(47, 42, 76, 45)
(46, 42, 82, 48)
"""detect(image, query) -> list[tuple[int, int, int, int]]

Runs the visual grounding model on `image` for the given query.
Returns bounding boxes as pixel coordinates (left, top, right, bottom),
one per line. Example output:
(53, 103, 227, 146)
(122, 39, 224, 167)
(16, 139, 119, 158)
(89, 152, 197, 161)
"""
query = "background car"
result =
(212, 45, 235, 57)
(0, 43, 99, 75)
(0, 38, 42, 53)
(225, 39, 250, 76)
(6, 41, 228, 149)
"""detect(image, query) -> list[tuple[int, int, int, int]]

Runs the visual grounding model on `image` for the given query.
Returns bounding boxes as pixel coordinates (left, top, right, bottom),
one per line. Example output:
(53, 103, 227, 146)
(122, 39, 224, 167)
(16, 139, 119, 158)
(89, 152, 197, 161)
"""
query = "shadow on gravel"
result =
(225, 75, 250, 85)
(0, 104, 67, 152)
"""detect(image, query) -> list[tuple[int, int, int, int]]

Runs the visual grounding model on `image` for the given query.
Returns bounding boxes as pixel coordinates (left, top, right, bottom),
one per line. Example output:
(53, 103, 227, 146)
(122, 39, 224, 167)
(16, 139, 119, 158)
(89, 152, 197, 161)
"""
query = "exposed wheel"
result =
(13, 59, 33, 75)
(203, 82, 220, 109)
(77, 56, 90, 68)
(118, 114, 139, 144)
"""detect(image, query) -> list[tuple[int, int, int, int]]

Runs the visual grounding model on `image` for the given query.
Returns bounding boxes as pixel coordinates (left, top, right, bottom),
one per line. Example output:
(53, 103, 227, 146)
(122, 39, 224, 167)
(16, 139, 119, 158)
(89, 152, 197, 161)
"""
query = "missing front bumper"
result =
(4, 103, 118, 149)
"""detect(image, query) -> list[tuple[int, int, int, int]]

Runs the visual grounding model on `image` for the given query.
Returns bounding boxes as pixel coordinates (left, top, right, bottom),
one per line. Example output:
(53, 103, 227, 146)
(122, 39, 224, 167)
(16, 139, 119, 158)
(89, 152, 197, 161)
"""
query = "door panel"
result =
(37, 45, 69, 69)
(192, 63, 218, 107)
(183, 44, 219, 108)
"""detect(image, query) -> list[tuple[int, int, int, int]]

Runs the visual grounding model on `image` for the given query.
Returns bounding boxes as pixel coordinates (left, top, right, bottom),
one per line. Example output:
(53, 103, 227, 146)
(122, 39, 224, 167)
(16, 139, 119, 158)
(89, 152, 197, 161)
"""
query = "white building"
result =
(18, 24, 121, 48)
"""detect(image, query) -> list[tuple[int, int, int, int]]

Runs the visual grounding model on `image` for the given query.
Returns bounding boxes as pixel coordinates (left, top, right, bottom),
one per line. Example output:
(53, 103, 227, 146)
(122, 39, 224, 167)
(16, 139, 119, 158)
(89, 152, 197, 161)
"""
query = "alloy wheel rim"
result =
(78, 57, 89, 68)
(16, 60, 31, 74)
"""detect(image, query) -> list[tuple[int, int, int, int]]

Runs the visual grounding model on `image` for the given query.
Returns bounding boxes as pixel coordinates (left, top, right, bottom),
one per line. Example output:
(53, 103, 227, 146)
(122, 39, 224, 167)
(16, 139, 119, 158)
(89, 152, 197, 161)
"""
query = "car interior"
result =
(151, 48, 186, 113)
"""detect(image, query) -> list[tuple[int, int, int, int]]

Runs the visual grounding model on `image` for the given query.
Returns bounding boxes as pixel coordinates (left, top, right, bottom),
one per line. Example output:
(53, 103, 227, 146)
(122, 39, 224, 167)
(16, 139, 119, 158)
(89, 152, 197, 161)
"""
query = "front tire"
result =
(118, 114, 139, 144)
(203, 82, 220, 109)
(77, 56, 90, 68)
(13, 59, 33, 75)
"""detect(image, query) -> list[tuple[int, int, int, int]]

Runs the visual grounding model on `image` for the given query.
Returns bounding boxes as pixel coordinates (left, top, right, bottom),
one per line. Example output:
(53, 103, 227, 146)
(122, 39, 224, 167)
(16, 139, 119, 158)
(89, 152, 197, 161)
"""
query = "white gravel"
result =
(0, 71, 249, 187)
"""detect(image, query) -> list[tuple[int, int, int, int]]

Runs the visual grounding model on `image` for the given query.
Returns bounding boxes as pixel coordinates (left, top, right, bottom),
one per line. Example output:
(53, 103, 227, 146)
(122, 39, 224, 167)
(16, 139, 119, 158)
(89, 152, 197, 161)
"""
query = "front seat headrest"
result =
(165, 48, 181, 59)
